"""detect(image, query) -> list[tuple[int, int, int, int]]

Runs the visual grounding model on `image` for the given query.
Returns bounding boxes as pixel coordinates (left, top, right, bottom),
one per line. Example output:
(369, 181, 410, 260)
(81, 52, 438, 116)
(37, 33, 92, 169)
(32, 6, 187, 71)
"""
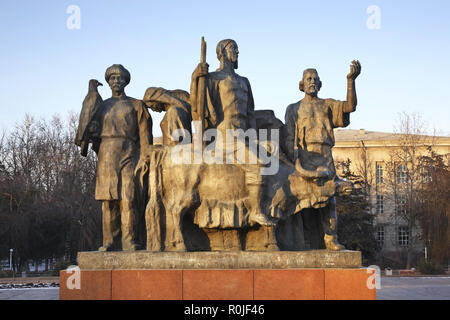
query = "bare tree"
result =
(0, 113, 101, 271)
(383, 112, 434, 268)
(335, 158, 380, 264)
(353, 140, 375, 203)
(417, 149, 450, 267)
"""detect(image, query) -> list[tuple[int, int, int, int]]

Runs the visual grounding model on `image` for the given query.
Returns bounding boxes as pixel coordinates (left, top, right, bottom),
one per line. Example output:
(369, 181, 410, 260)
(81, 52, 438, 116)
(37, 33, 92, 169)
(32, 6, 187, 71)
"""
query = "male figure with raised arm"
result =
(284, 61, 361, 250)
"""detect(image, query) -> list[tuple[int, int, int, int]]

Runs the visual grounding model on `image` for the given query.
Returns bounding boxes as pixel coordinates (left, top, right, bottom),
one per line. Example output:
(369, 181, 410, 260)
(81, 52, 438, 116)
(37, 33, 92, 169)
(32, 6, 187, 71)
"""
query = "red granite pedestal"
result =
(60, 268, 376, 300)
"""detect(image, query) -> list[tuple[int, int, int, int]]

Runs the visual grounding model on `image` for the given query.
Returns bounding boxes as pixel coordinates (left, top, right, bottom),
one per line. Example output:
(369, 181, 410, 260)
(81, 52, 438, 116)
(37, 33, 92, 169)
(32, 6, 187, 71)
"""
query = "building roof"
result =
(333, 129, 450, 150)
(335, 129, 450, 143)
(335, 129, 399, 142)
(154, 129, 450, 147)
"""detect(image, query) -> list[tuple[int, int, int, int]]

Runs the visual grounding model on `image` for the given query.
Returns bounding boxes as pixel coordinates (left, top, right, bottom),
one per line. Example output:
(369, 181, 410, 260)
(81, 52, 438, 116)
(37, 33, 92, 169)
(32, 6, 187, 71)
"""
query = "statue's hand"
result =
(347, 60, 361, 80)
(193, 62, 209, 78)
(134, 157, 150, 190)
(147, 102, 164, 113)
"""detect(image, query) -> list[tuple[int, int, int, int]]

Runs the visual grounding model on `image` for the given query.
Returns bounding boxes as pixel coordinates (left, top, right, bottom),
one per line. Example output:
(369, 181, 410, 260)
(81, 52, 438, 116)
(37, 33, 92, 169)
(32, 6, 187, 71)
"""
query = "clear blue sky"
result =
(1, 0, 449, 136)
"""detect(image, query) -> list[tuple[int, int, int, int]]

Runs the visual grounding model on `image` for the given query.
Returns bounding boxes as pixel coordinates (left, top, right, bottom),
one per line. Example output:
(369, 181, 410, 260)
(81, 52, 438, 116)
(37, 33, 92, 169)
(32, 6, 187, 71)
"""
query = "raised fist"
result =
(347, 60, 361, 80)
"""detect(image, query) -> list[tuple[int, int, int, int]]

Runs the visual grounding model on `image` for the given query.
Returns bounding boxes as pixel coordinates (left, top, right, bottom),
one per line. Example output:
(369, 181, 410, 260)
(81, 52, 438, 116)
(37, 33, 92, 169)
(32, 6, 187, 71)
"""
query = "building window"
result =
(376, 226, 385, 246)
(422, 167, 432, 183)
(396, 194, 408, 215)
(376, 194, 384, 214)
(376, 163, 383, 184)
(398, 226, 409, 246)
(397, 164, 408, 184)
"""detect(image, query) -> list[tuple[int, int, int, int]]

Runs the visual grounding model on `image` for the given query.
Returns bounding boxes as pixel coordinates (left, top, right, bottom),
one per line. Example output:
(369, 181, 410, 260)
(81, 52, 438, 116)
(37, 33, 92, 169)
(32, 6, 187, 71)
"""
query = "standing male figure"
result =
(190, 39, 256, 133)
(88, 64, 153, 251)
(284, 61, 361, 250)
(190, 39, 273, 227)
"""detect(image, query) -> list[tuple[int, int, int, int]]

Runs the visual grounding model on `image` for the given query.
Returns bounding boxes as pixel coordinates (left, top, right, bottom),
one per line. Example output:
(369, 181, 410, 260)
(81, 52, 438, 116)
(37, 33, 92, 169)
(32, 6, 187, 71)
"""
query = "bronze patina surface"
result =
(75, 38, 362, 255)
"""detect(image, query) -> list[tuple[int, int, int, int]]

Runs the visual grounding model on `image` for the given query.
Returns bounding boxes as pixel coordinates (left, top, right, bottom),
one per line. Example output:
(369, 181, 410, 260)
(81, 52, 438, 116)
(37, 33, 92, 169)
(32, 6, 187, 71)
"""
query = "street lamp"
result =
(9, 248, 13, 271)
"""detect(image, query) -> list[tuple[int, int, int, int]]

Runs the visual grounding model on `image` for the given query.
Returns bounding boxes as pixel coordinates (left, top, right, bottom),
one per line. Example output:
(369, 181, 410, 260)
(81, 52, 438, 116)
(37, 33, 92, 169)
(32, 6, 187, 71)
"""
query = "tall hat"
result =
(105, 64, 130, 85)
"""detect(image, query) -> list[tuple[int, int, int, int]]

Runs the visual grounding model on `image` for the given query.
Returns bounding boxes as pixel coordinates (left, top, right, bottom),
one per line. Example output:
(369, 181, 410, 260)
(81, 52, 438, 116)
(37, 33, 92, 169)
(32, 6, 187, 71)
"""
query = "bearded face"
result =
(224, 42, 239, 69)
(302, 70, 321, 96)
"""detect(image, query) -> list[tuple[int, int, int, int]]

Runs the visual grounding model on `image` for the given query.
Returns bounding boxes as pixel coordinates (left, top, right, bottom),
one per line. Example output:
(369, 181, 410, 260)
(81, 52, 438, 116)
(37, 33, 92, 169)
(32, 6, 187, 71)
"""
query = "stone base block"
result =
(112, 270, 183, 300)
(60, 268, 376, 300)
(60, 270, 111, 300)
(77, 250, 362, 269)
(183, 270, 254, 300)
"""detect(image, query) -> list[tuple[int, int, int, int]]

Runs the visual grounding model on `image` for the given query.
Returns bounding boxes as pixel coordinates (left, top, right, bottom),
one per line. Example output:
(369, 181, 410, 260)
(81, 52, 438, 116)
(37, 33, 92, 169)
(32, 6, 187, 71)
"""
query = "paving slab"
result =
(377, 276, 450, 300)
(0, 288, 59, 300)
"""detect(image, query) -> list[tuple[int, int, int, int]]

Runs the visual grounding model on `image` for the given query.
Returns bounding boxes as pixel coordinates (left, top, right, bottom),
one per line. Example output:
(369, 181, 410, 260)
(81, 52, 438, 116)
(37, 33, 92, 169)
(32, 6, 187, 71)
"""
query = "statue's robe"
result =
(160, 105, 192, 145)
(143, 87, 192, 146)
(94, 97, 153, 201)
(169, 69, 273, 231)
(283, 98, 350, 210)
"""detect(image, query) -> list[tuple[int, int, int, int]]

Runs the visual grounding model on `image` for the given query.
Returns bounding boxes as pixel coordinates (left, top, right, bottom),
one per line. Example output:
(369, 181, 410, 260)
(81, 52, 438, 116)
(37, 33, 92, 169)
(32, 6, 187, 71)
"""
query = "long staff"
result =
(197, 37, 207, 148)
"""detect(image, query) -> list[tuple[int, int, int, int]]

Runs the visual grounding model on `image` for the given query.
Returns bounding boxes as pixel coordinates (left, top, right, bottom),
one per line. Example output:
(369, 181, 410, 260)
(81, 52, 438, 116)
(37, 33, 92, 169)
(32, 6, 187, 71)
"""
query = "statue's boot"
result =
(98, 243, 115, 252)
(122, 243, 138, 251)
(99, 240, 137, 252)
(324, 233, 345, 251)
(246, 184, 276, 227)
(321, 198, 345, 251)
(250, 213, 276, 227)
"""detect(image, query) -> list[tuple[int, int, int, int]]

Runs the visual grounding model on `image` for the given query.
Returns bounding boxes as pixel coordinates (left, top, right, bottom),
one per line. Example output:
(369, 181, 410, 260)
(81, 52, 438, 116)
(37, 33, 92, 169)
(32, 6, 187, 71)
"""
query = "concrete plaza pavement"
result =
(0, 287, 59, 300)
(376, 276, 450, 300)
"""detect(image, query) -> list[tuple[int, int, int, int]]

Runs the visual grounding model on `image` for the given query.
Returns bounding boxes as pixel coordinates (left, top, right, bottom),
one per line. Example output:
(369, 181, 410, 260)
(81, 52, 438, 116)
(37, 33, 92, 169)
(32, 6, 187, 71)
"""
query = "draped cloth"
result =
(143, 87, 192, 145)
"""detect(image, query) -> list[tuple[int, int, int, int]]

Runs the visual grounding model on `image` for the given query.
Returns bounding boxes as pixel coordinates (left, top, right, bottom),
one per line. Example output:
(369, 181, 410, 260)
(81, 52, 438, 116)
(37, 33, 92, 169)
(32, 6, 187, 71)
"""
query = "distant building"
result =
(333, 129, 450, 267)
